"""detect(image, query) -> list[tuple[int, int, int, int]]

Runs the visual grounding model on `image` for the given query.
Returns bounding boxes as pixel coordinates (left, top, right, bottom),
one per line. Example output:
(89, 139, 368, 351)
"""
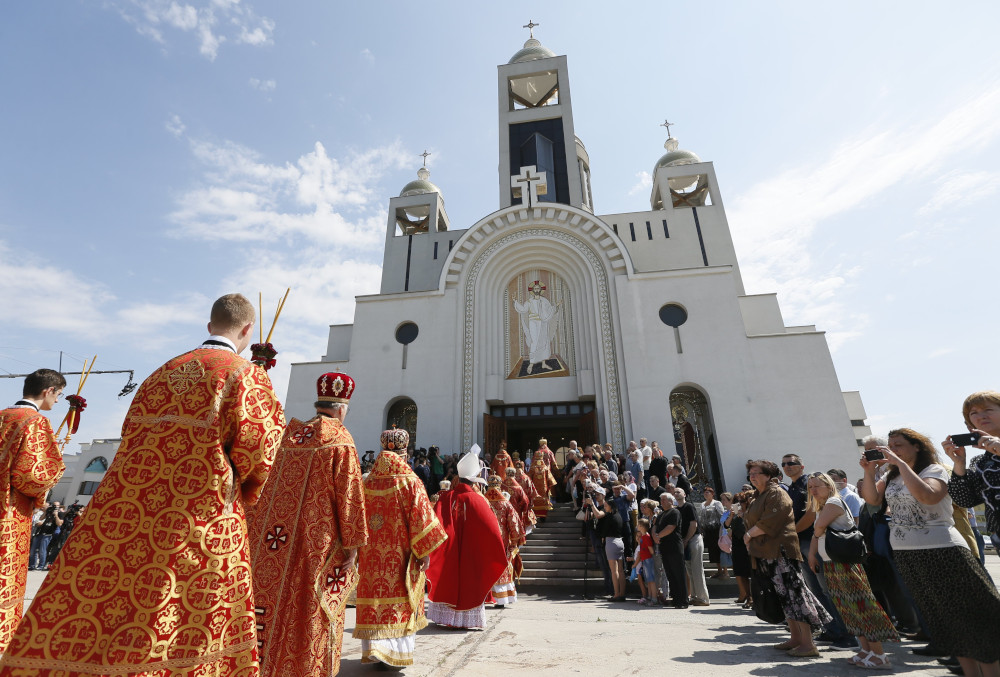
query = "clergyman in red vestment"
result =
(528, 458, 557, 520)
(0, 370, 66, 653)
(425, 451, 506, 629)
(501, 467, 535, 535)
(0, 294, 286, 677)
(490, 442, 513, 477)
(352, 428, 447, 667)
(485, 475, 526, 607)
(246, 372, 367, 677)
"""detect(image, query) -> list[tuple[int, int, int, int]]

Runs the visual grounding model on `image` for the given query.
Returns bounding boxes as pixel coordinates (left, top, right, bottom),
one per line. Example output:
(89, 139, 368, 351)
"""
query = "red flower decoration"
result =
(250, 343, 278, 371)
(66, 395, 87, 434)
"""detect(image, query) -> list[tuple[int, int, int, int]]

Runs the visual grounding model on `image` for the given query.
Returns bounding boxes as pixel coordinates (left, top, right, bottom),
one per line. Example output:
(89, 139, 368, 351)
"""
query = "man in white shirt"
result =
(827, 468, 863, 519)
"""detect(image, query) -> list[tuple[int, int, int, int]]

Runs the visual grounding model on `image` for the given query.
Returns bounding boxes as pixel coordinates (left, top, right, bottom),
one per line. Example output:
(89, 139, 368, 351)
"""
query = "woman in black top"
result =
(592, 494, 626, 601)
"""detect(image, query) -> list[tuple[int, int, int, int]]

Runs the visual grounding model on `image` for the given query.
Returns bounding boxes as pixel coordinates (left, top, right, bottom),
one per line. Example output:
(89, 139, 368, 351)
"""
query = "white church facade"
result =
(286, 34, 871, 491)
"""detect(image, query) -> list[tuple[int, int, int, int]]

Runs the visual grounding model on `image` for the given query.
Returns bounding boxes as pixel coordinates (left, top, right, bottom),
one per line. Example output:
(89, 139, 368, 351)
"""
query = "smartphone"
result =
(864, 449, 885, 461)
(951, 432, 982, 447)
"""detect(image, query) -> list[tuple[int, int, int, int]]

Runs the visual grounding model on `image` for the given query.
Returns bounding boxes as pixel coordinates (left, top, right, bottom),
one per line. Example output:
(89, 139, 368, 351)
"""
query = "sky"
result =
(2, 1, 999, 465)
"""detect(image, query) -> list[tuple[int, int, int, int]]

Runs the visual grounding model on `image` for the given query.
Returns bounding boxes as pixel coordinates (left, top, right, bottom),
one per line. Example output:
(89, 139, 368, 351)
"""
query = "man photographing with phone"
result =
(944, 390, 1000, 550)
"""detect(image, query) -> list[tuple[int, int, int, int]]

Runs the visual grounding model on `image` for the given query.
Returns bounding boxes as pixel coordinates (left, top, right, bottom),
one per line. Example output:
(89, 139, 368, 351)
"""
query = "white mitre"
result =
(457, 450, 487, 484)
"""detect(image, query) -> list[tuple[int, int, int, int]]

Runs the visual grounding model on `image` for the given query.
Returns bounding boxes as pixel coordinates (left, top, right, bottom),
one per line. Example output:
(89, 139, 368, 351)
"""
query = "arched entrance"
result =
(386, 398, 418, 450)
(669, 386, 723, 497)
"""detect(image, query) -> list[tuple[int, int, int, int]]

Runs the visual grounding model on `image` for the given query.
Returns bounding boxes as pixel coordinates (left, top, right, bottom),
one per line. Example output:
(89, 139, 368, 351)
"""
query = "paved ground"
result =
(20, 554, 999, 676)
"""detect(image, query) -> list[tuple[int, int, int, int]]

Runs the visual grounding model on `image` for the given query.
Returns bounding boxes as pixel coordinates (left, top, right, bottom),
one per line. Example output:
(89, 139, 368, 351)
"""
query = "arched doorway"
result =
(386, 398, 418, 450)
(669, 386, 723, 497)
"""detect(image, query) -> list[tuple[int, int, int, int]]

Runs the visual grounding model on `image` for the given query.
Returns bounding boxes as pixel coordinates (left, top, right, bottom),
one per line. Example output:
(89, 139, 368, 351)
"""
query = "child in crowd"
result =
(634, 518, 660, 605)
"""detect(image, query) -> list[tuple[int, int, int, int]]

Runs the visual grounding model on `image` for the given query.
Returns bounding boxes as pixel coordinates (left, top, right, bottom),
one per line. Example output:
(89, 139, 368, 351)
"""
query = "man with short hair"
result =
(781, 453, 854, 648)
(647, 474, 666, 502)
(667, 462, 692, 495)
(0, 369, 66, 653)
(354, 428, 446, 667)
(639, 438, 652, 474)
(247, 372, 368, 677)
(827, 468, 863, 519)
(1, 294, 285, 675)
(652, 493, 686, 607)
(673, 487, 709, 606)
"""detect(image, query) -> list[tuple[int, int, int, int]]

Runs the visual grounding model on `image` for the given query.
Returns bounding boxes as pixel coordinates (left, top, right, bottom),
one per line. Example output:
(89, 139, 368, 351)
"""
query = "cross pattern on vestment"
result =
(291, 426, 314, 444)
(266, 526, 288, 551)
(327, 566, 348, 593)
(54, 618, 97, 659)
(510, 165, 548, 207)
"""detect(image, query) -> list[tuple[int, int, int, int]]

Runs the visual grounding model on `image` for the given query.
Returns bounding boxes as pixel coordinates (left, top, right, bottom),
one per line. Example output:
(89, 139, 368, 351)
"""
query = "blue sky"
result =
(2, 1, 999, 465)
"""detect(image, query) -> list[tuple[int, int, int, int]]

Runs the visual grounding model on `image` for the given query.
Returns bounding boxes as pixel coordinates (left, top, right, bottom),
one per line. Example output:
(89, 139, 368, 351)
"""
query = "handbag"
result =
(718, 528, 732, 554)
(751, 567, 784, 624)
(824, 511, 867, 564)
(575, 508, 588, 522)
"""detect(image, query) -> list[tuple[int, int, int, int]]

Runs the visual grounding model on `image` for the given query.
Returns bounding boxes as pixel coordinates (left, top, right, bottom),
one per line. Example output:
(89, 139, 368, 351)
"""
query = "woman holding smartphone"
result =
(861, 428, 1000, 677)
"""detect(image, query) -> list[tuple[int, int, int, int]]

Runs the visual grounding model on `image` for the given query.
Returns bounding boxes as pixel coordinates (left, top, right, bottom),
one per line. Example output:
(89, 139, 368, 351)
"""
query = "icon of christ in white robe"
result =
(513, 281, 561, 375)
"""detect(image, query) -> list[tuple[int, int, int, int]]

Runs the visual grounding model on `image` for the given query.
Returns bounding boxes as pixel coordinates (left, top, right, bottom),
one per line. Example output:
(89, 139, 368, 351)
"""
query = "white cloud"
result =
(248, 77, 276, 92)
(628, 170, 652, 196)
(0, 240, 209, 344)
(360, 48, 374, 63)
(165, 113, 186, 137)
(927, 347, 955, 359)
(918, 170, 1000, 215)
(107, 0, 274, 60)
(169, 137, 410, 246)
(729, 81, 1000, 342)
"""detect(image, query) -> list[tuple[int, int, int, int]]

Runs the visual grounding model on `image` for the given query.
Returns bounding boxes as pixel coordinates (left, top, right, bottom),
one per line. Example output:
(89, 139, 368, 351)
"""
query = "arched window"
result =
(669, 386, 722, 497)
(85, 457, 108, 472)
(386, 399, 417, 450)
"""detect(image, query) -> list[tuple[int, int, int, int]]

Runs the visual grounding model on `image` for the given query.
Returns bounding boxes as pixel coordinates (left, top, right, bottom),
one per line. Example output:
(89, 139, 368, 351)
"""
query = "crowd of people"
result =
(3, 293, 1000, 676)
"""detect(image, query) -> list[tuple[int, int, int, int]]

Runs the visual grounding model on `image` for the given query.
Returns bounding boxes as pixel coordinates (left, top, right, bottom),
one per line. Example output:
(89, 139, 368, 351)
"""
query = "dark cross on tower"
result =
(523, 20, 539, 39)
(660, 119, 675, 139)
(420, 150, 431, 167)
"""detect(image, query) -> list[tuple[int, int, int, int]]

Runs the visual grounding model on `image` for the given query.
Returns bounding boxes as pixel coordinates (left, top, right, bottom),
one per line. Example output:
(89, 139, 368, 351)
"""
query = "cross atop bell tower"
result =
(497, 26, 593, 212)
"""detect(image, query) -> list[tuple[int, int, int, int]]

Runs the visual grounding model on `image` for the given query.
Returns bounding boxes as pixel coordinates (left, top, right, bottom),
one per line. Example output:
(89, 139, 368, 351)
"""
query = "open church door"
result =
(483, 413, 507, 458)
(576, 408, 598, 447)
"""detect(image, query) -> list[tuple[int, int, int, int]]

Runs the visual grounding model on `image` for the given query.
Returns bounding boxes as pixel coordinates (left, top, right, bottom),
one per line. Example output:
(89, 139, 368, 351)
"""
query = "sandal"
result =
(787, 646, 820, 658)
(856, 652, 891, 670)
(848, 651, 873, 666)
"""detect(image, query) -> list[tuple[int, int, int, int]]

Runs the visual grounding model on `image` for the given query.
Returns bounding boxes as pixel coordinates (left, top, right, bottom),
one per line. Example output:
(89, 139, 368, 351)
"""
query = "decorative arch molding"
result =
(454, 220, 628, 455)
(439, 203, 635, 291)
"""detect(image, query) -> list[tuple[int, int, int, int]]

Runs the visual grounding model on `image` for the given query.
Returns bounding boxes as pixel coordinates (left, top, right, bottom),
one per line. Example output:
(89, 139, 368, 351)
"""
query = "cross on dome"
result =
(660, 119, 675, 139)
(420, 150, 431, 167)
(522, 19, 539, 39)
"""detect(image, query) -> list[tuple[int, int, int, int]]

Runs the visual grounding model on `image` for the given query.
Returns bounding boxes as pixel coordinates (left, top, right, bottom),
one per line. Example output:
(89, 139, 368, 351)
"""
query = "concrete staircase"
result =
(517, 503, 605, 589)
(516, 502, 738, 597)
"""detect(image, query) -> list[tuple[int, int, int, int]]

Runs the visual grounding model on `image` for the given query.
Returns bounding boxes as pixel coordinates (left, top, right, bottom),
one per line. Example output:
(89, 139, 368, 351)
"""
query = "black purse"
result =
(751, 567, 784, 624)
(824, 517, 867, 565)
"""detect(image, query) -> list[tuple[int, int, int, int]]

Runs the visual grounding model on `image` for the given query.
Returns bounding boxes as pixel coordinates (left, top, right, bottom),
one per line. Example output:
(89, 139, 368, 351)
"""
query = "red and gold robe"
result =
(246, 415, 367, 677)
(0, 406, 64, 653)
(0, 347, 284, 677)
(528, 462, 556, 518)
(352, 451, 447, 666)
(502, 476, 535, 534)
(425, 484, 506, 628)
(489, 450, 513, 477)
(485, 488, 525, 606)
(533, 445, 557, 472)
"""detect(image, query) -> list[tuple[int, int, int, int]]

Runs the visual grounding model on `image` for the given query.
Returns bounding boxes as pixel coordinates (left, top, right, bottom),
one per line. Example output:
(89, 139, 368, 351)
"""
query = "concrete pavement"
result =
(22, 556, 998, 676)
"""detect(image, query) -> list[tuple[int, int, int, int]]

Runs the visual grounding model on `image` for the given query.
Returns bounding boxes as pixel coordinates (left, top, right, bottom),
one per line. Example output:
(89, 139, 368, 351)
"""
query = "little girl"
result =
(633, 519, 660, 605)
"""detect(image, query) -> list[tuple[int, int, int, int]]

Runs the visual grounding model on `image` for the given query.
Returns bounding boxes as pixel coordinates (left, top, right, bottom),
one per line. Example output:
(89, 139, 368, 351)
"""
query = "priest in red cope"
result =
(246, 371, 367, 677)
(425, 450, 507, 629)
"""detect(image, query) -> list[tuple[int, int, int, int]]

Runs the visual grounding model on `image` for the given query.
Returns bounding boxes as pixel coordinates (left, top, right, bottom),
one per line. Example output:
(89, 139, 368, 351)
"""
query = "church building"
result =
(285, 32, 870, 491)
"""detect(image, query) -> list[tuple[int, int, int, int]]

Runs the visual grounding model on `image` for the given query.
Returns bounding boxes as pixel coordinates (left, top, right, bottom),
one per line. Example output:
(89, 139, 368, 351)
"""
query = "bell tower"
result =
(497, 22, 593, 212)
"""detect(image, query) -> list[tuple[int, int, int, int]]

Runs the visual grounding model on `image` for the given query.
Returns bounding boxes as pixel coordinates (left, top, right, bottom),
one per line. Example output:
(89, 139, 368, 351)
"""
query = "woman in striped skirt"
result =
(807, 472, 897, 669)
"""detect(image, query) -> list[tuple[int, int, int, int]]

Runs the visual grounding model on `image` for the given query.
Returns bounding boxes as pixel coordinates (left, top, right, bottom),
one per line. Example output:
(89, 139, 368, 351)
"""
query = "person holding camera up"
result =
(945, 391, 1000, 558)
(587, 487, 626, 601)
(862, 428, 1000, 677)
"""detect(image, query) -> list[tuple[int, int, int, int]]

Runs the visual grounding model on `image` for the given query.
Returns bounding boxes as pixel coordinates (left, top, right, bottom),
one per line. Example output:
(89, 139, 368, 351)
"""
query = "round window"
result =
(658, 304, 688, 328)
(395, 322, 419, 345)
